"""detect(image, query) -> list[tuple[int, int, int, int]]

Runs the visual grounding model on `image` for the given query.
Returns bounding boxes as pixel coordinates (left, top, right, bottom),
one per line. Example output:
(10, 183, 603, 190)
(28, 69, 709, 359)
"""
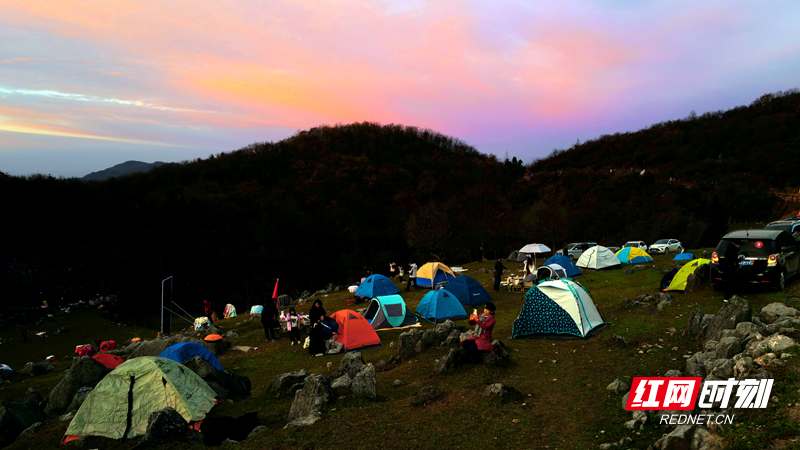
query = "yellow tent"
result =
(668, 259, 711, 291)
(416, 262, 457, 288)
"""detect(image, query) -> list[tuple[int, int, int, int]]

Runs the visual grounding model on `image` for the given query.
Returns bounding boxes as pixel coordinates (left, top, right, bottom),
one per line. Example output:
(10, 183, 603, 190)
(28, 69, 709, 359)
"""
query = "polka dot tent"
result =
(512, 279, 605, 339)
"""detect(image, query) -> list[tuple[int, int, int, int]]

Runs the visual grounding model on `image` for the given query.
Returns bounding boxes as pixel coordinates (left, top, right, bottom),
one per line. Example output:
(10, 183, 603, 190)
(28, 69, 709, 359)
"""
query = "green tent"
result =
(63, 357, 217, 443)
(668, 258, 711, 291)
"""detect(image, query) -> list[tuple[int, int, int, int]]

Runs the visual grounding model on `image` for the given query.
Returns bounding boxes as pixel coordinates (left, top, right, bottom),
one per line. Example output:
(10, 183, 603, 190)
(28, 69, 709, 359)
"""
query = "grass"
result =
(3, 249, 800, 449)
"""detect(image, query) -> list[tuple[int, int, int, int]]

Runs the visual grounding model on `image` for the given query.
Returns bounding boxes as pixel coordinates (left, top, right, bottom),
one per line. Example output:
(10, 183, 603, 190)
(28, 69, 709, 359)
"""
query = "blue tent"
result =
(415, 289, 468, 323)
(544, 254, 582, 277)
(615, 247, 654, 265)
(355, 274, 400, 299)
(158, 342, 223, 371)
(445, 276, 492, 306)
(673, 253, 694, 261)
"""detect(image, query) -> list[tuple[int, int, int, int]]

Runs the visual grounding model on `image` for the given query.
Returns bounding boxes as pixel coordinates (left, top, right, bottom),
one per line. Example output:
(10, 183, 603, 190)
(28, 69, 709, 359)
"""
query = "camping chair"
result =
(523, 274, 537, 288)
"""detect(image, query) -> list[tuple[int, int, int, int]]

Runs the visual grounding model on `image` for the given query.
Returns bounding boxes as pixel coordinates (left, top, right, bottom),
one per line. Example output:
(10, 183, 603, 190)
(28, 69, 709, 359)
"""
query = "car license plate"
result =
(740, 260, 753, 266)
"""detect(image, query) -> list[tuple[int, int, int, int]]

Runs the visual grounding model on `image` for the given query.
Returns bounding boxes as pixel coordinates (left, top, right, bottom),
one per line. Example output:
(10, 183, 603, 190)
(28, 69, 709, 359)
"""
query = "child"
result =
(286, 308, 301, 345)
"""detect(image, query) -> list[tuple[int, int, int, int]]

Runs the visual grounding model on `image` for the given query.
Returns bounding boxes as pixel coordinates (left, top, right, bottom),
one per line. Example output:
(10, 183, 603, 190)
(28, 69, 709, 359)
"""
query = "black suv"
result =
(711, 230, 800, 291)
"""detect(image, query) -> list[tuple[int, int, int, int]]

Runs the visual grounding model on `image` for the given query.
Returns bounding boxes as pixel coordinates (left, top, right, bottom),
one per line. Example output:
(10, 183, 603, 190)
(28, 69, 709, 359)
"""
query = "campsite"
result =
(3, 245, 800, 449)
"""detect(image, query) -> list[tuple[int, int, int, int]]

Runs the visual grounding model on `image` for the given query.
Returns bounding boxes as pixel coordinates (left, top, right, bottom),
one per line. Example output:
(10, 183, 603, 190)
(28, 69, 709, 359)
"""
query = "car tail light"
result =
(768, 254, 779, 267)
(711, 252, 719, 264)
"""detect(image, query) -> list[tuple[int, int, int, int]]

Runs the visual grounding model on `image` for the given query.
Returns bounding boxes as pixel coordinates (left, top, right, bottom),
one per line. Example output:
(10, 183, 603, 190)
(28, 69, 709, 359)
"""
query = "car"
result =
(765, 220, 800, 239)
(710, 229, 800, 291)
(558, 242, 597, 261)
(622, 241, 648, 252)
(649, 239, 684, 255)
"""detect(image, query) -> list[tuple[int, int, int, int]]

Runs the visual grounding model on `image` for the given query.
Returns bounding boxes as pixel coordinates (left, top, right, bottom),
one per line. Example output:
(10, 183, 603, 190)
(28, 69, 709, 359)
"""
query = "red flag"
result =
(272, 279, 279, 299)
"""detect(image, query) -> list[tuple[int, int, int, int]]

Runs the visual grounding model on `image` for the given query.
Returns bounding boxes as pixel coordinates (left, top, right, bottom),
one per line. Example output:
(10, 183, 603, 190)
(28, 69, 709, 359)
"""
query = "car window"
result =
(654, 239, 668, 245)
(669, 240, 677, 244)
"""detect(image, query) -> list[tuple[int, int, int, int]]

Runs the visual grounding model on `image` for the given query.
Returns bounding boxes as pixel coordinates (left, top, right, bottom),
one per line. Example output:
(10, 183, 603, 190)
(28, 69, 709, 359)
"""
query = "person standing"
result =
(406, 260, 419, 291)
(261, 299, 280, 342)
(455, 302, 496, 366)
(309, 300, 326, 326)
(493, 258, 508, 292)
(286, 308, 301, 345)
(523, 255, 533, 276)
(479, 246, 484, 263)
(722, 240, 742, 301)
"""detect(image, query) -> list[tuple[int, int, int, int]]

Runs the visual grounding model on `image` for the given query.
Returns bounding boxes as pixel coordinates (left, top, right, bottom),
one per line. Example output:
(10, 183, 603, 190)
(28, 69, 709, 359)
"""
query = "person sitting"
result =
(660, 267, 679, 291)
(308, 315, 339, 356)
(455, 302, 496, 366)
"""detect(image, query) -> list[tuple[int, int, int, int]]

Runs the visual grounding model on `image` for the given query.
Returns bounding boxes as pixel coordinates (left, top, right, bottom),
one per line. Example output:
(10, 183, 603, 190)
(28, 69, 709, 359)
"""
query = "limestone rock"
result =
(766, 334, 795, 353)
(703, 296, 752, 342)
(410, 386, 444, 406)
(44, 357, 110, 416)
(351, 364, 376, 399)
(284, 412, 322, 428)
(691, 426, 725, 450)
(606, 379, 629, 395)
(20, 362, 56, 377)
(287, 374, 335, 422)
(754, 353, 777, 367)
(332, 352, 365, 380)
(685, 352, 706, 378)
(134, 407, 203, 448)
(331, 374, 352, 390)
(654, 425, 696, 450)
(715, 337, 742, 359)
(684, 308, 707, 341)
(0, 400, 47, 447)
(66, 387, 93, 413)
(269, 370, 309, 393)
(393, 379, 403, 387)
(398, 329, 424, 360)
(482, 383, 523, 402)
(761, 302, 798, 324)
(433, 348, 463, 375)
(130, 335, 216, 358)
(183, 356, 217, 379)
(14, 421, 44, 443)
(664, 370, 684, 377)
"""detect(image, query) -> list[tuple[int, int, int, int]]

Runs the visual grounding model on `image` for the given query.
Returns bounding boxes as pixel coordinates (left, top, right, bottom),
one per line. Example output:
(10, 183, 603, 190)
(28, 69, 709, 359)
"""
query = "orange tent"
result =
(92, 353, 124, 369)
(330, 310, 382, 352)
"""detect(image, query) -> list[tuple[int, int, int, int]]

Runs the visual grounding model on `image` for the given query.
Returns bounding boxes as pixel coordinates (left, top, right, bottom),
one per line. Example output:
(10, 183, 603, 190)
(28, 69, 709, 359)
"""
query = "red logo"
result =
(754, 241, 763, 249)
(626, 377, 702, 410)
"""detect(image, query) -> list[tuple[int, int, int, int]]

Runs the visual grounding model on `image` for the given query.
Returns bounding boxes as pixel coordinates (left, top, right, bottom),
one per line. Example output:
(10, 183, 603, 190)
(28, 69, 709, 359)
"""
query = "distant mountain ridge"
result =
(81, 160, 165, 181)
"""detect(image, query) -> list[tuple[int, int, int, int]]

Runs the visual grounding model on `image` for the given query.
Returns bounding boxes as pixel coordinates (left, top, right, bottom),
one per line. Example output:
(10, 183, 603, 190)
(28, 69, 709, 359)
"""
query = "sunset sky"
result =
(1, 1, 798, 177)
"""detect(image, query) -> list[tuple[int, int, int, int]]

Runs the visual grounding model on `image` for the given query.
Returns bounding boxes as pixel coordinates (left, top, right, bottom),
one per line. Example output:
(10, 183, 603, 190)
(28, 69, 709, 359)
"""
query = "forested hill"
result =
(1, 91, 795, 319)
(531, 89, 800, 188)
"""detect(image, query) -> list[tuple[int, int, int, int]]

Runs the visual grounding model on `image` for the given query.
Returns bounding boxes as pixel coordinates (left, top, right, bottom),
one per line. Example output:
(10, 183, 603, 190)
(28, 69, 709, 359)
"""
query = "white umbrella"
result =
(519, 243, 551, 267)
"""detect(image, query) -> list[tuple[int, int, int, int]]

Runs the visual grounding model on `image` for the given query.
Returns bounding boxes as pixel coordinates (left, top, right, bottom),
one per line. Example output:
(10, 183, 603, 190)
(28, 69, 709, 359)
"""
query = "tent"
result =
(544, 254, 581, 277)
(362, 295, 419, 330)
(673, 253, 694, 261)
(538, 264, 568, 280)
(250, 305, 263, 316)
(615, 247, 654, 265)
(667, 259, 711, 291)
(416, 262, 457, 288)
(415, 289, 468, 323)
(330, 310, 382, 352)
(354, 274, 401, 299)
(92, 354, 124, 370)
(62, 357, 217, 443)
(507, 251, 527, 262)
(576, 246, 621, 270)
(158, 342, 223, 371)
(512, 279, 605, 339)
(224, 304, 237, 319)
(445, 276, 492, 307)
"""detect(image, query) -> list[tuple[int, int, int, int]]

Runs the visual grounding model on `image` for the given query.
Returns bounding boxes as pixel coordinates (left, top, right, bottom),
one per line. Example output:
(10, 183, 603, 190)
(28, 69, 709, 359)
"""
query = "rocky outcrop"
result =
(44, 357, 110, 416)
(66, 387, 93, 414)
(702, 296, 751, 341)
(351, 364, 377, 399)
(130, 335, 218, 358)
(134, 407, 203, 448)
(482, 383, 523, 402)
(269, 370, 309, 394)
(0, 399, 47, 448)
(606, 379, 629, 394)
(398, 329, 424, 360)
(332, 352, 365, 380)
(761, 302, 798, 324)
(19, 361, 56, 377)
(287, 374, 335, 423)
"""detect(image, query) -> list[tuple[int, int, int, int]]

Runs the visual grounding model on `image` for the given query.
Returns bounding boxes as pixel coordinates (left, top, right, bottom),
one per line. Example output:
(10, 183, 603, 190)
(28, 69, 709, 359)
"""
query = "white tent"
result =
(576, 246, 621, 270)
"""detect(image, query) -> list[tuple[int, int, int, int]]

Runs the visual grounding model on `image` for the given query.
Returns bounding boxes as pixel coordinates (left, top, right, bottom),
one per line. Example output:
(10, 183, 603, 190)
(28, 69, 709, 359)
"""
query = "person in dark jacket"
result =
(455, 302, 496, 366)
(722, 240, 742, 301)
(660, 267, 679, 291)
(309, 300, 326, 325)
(308, 315, 338, 356)
(203, 300, 213, 320)
(261, 299, 280, 341)
(493, 259, 508, 292)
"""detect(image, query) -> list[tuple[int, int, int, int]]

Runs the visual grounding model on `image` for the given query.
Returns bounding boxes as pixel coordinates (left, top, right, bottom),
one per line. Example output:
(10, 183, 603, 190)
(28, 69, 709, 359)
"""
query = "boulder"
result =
(685, 273, 696, 291)
(715, 337, 742, 359)
(287, 374, 335, 422)
(0, 368, 16, 382)
(685, 352, 706, 378)
(733, 356, 754, 378)
(331, 374, 352, 390)
(443, 329, 462, 347)
(410, 386, 444, 406)
(183, 356, 217, 379)
(14, 421, 44, 443)
(704, 359, 735, 380)
(754, 353, 777, 367)
(734, 322, 761, 345)
(134, 407, 203, 448)
(393, 379, 403, 387)
(664, 370, 684, 377)
(130, 335, 216, 358)
(332, 352, 365, 380)
(684, 308, 707, 340)
(766, 334, 796, 353)
(761, 302, 798, 324)
(269, 370, 309, 394)
(284, 412, 322, 428)
(482, 383, 523, 402)
(621, 392, 629, 410)
(398, 329, 424, 360)
(351, 364, 376, 399)
(44, 357, 110, 415)
(225, 330, 239, 338)
(0, 400, 47, 447)
(691, 426, 725, 450)
(606, 379, 629, 394)
(19, 362, 56, 377)
(654, 425, 696, 450)
(484, 343, 511, 366)
(66, 387, 93, 413)
(433, 348, 463, 375)
(24, 388, 43, 408)
(702, 296, 751, 342)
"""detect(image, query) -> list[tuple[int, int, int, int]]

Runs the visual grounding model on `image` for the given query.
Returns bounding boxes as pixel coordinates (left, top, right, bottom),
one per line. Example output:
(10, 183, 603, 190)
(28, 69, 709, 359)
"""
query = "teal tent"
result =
(363, 295, 419, 330)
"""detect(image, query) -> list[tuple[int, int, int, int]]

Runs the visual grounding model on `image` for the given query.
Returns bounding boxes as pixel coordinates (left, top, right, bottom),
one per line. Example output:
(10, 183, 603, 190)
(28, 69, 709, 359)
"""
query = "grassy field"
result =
(3, 250, 800, 449)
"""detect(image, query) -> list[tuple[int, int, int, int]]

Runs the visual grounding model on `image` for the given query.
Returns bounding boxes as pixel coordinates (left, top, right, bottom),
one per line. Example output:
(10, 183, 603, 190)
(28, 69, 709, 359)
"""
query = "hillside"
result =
(1, 91, 797, 321)
(81, 160, 165, 181)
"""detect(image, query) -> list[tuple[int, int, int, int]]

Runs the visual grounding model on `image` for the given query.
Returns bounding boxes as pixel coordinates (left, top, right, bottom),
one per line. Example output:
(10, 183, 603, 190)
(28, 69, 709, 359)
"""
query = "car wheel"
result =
(776, 271, 786, 291)
(665, 248, 670, 255)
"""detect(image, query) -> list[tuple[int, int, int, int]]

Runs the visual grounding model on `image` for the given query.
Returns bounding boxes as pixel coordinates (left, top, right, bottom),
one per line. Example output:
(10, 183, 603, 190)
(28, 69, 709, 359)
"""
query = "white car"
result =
(622, 241, 648, 252)
(649, 239, 683, 255)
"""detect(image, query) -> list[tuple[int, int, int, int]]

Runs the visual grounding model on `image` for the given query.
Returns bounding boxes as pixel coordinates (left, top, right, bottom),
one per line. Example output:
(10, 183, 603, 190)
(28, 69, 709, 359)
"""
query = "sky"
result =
(1, 1, 798, 178)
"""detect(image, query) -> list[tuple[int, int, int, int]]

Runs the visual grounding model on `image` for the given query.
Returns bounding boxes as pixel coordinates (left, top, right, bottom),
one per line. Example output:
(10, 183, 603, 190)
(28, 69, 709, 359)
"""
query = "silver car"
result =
(649, 239, 683, 255)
